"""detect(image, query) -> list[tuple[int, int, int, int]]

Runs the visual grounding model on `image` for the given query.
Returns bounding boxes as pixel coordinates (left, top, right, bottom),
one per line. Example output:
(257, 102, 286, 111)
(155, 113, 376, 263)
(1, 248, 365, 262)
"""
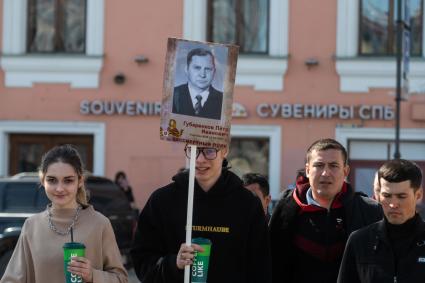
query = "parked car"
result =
(0, 174, 137, 277)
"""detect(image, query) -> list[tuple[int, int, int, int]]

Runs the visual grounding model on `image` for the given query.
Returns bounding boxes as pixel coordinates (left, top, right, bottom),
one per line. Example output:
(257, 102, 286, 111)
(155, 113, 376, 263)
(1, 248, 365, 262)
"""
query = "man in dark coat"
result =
(172, 48, 223, 120)
(338, 159, 425, 283)
(269, 138, 383, 283)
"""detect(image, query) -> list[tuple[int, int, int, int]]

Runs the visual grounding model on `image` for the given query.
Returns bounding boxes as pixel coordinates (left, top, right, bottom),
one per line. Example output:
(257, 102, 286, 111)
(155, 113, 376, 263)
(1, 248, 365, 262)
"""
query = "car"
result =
(0, 174, 137, 277)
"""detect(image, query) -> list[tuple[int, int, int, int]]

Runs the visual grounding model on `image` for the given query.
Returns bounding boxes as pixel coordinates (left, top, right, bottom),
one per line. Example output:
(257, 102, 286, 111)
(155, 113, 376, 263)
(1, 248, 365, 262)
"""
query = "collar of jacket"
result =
(275, 182, 355, 230)
(375, 214, 425, 247)
(293, 181, 349, 212)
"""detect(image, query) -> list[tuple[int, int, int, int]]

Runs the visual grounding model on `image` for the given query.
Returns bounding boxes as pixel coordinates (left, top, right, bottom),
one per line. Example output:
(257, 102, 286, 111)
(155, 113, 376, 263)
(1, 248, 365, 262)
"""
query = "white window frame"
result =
(0, 121, 105, 177)
(1, 0, 104, 88)
(335, 127, 425, 159)
(183, 0, 289, 91)
(335, 0, 425, 93)
(230, 125, 281, 200)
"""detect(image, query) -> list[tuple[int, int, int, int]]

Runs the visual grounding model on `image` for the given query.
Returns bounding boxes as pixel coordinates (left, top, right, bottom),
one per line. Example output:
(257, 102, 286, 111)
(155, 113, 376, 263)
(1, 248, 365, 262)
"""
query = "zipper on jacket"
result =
(392, 246, 398, 283)
(324, 196, 338, 261)
(378, 235, 398, 283)
(325, 208, 331, 261)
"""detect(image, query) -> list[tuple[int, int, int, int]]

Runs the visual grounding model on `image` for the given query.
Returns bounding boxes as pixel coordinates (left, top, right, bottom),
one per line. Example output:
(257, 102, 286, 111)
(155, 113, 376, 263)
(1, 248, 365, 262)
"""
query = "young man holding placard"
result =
(131, 145, 271, 283)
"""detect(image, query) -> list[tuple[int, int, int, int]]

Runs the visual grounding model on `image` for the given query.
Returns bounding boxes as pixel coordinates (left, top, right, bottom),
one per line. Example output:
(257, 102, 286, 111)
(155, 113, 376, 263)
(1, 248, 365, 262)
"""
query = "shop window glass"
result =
(27, 0, 86, 53)
(9, 134, 93, 175)
(208, 0, 269, 54)
(17, 144, 44, 173)
(228, 138, 269, 178)
(359, 0, 423, 56)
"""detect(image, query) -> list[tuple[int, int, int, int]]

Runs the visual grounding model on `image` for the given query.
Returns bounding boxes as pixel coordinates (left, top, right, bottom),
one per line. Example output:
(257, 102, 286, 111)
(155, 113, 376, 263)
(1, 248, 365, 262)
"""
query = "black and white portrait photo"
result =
(172, 42, 228, 120)
(160, 38, 238, 147)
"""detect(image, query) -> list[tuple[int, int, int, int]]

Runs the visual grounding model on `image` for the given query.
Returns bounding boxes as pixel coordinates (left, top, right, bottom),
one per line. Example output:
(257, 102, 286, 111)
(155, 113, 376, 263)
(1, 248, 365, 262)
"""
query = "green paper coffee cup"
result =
(191, 238, 212, 283)
(63, 242, 86, 283)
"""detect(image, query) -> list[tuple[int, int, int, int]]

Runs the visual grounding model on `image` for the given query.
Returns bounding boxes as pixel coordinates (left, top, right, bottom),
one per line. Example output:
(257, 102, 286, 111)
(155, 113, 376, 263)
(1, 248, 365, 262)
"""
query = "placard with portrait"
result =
(160, 38, 239, 148)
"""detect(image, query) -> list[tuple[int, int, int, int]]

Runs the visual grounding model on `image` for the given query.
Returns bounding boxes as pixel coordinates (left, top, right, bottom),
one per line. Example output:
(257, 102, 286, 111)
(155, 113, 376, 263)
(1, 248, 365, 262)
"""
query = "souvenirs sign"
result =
(160, 38, 239, 148)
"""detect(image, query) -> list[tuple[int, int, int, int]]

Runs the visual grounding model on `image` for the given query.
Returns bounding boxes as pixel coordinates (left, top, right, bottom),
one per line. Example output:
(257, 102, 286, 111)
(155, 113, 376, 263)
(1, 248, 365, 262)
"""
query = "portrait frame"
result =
(160, 38, 239, 148)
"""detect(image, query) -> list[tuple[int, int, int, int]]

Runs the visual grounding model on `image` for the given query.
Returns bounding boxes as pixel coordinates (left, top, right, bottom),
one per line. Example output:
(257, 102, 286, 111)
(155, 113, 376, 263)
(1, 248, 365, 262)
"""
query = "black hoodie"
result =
(131, 169, 271, 283)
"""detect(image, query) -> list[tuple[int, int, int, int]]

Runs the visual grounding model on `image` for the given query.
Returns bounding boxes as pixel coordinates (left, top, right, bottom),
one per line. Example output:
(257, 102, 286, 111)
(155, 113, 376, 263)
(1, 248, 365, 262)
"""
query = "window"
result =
(27, 0, 87, 53)
(208, 0, 269, 54)
(1, 0, 104, 88)
(9, 134, 94, 176)
(359, 0, 423, 56)
(230, 125, 281, 200)
(0, 121, 106, 177)
(336, 0, 425, 93)
(183, 0, 288, 91)
(336, 128, 425, 196)
(228, 137, 269, 177)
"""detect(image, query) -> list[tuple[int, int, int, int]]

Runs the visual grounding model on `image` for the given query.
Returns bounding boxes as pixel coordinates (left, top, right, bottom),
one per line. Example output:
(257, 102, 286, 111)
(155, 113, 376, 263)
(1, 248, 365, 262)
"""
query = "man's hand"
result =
(176, 243, 205, 270)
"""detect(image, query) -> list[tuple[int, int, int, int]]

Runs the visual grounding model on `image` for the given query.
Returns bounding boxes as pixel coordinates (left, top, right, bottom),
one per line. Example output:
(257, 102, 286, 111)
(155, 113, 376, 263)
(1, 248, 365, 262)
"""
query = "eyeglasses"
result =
(184, 146, 218, 160)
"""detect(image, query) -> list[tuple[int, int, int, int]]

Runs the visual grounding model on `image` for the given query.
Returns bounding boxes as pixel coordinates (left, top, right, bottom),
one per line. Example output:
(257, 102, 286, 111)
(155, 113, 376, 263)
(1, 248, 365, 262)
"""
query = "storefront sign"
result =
(80, 101, 395, 121)
(257, 104, 395, 120)
(80, 100, 161, 116)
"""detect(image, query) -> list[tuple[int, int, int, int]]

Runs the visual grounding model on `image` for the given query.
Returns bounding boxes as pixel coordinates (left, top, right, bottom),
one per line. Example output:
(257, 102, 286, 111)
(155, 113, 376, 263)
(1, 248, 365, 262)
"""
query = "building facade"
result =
(0, 0, 424, 207)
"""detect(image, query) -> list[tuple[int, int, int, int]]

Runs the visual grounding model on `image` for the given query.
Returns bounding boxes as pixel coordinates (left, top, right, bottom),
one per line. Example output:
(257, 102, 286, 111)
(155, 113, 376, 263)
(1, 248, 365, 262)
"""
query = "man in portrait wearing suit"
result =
(172, 48, 223, 120)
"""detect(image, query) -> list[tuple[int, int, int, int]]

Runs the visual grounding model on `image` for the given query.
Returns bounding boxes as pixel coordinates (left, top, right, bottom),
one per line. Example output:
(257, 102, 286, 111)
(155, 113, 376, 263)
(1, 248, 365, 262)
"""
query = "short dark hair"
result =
(187, 48, 215, 67)
(306, 138, 348, 165)
(115, 171, 127, 183)
(242, 173, 270, 197)
(296, 168, 308, 183)
(378, 159, 423, 191)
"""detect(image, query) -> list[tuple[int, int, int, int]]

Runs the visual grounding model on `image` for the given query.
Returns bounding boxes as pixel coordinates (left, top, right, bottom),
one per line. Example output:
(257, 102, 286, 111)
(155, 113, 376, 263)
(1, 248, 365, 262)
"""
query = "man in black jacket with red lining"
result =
(269, 138, 382, 283)
(337, 159, 425, 283)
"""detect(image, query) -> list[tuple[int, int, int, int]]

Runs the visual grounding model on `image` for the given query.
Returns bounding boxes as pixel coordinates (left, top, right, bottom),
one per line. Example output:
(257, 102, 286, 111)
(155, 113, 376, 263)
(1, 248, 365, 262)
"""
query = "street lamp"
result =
(394, 0, 410, 159)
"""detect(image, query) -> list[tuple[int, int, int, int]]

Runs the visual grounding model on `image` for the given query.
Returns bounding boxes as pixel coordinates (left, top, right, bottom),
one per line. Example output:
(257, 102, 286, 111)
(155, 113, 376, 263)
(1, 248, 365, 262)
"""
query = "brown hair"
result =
(39, 144, 88, 206)
(306, 138, 348, 165)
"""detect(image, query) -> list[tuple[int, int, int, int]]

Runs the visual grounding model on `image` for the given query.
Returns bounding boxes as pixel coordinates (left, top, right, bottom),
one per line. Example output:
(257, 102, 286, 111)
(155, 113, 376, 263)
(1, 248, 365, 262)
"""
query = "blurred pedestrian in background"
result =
(285, 168, 308, 192)
(242, 172, 271, 221)
(115, 171, 138, 211)
(373, 171, 380, 201)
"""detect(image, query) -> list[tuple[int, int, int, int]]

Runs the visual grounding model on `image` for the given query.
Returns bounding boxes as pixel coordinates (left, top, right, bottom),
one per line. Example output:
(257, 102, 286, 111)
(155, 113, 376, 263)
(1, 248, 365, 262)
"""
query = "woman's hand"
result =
(68, 256, 93, 282)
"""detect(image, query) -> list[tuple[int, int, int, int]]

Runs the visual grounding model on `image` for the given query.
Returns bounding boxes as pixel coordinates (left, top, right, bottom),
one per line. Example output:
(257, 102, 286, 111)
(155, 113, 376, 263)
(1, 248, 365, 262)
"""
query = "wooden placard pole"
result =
(184, 144, 197, 283)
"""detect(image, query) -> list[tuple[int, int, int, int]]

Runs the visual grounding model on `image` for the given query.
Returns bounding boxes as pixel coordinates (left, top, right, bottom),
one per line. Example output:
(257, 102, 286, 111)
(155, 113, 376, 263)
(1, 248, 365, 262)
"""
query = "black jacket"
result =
(172, 83, 223, 120)
(131, 169, 271, 283)
(269, 182, 383, 283)
(337, 214, 425, 283)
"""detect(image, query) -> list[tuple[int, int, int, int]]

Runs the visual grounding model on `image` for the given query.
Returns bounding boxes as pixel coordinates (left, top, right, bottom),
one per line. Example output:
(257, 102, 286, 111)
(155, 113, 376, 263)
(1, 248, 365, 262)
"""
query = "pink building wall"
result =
(0, 0, 424, 208)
